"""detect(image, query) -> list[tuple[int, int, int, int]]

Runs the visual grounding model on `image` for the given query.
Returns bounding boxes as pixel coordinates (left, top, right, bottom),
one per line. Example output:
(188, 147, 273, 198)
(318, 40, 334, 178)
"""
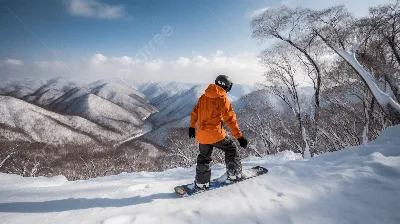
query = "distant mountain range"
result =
(0, 77, 255, 148)
(0, 77, 318, 178)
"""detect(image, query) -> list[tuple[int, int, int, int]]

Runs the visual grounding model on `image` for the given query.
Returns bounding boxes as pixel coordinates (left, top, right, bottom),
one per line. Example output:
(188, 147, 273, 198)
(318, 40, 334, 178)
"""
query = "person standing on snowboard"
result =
(189, 75, 248, 190)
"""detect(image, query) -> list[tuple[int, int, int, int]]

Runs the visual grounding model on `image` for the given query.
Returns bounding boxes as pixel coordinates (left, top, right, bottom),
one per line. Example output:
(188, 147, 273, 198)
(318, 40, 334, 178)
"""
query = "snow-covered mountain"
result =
(0, 78, 157, 144)
(0, 96, 122, 145)
(63, 93, 144, 134)
(138, 82, 255, 122)
(226, 83, 255, 101)
(138, 82, 192, 108)
(136, 82, 255, 146)
(22, 77, 88, 105)
(0, 77, 47, 98)
(138, 81, 255, 110)
(147, 85, 205, 128)
(233, 86, 315, 115)
(1, 125, 399, 224)
(0, 77, 256, 148)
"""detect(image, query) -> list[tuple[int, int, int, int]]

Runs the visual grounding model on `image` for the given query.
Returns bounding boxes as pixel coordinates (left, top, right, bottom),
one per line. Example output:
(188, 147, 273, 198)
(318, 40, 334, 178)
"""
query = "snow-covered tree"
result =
(259, 45, 312, 158)
(309, 5, 400, 123)
(251, 6, 324, 153)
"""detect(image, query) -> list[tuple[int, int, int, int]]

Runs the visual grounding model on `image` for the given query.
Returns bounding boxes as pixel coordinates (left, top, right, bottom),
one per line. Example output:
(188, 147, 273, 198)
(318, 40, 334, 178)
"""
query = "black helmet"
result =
(215, 75, 233, 92)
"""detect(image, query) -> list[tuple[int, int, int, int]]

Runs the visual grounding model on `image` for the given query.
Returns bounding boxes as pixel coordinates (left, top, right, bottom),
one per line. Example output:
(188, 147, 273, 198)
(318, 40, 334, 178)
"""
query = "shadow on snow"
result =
(0, 193, 177, 213)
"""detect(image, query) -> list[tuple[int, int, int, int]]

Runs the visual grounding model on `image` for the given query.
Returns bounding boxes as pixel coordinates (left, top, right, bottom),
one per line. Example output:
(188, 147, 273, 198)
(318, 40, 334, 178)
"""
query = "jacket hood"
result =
(205, 84, 226, 99)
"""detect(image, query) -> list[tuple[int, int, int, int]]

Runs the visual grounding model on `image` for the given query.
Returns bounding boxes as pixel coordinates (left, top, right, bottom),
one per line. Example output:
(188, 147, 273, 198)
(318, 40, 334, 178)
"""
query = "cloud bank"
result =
(0, 59, 23, 66)
(0, 51, 265, 85)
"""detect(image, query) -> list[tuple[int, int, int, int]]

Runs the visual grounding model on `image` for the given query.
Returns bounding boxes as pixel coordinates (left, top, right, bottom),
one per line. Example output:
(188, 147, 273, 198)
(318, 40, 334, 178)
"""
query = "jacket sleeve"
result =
(190, 99, 199, 128)
(221, 97, 242, 139)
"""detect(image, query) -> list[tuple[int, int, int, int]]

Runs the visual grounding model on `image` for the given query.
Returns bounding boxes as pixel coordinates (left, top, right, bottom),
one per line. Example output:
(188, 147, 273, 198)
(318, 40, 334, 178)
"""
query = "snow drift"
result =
(0, 125, 399, 224)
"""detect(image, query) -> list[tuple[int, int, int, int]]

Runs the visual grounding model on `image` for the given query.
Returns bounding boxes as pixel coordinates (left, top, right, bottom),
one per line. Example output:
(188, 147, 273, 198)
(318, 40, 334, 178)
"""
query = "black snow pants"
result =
(196, 137, 242, 184)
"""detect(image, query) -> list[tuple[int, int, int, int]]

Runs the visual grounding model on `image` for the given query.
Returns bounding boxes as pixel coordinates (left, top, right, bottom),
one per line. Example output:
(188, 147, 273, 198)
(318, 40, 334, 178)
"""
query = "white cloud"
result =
(249, 0, 393, 19)
(91, 54, 107, 64)
(1, 52, 265, 85)
(174, 57, 190, 69)
(34, 61, 64, 69)
(250, 6, 270, 18)
(34, 61, 51, 68)
(192, 55, 209, 67)
(145, 59, 164, 72)
(1, 59, 23, 66)
(213, 50, 224, 58)
(64, 0, 124, 19)
(111, 56, 135, 65)
(166, 52, 264, 84)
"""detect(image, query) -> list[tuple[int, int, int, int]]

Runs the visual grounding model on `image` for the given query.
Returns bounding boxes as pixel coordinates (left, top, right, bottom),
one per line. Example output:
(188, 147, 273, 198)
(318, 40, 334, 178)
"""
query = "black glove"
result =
(237, 137, 248, 148)
(189, 127, 196, 138)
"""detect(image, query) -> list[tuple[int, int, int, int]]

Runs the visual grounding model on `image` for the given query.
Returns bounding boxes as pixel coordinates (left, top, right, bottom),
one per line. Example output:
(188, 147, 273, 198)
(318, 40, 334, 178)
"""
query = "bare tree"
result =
(370, 0, 400, 66)
(259, 45, 312, 158)
(357, 1, 400, 103)
(237, 94, 278, 155)
(0, 150, 14, 169)
(310, 5, 400, 123)
(251, 6, 324, 150)
(165, 129, 198, 168)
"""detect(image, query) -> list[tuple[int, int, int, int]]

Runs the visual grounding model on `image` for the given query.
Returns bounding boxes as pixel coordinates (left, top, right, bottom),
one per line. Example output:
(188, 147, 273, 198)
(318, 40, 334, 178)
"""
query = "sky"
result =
(0, 0, 392, 84)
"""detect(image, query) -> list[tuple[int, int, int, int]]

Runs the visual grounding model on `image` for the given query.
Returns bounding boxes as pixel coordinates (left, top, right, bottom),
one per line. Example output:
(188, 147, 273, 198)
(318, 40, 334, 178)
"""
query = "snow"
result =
(301, 126, 311, 159)
(138, 82, 255, 111)
(0, 96, 122, 145)
(138, 82, 192, 104)
(1, 125, 400, 224)
(335, 48, 400, 114)
(64, 93, 144, 134)
(0, 77, 47, 98)
(23, 77, 87, 105)
(147, 85, 204, 128)
(114, 122, 153, 148)
(0, 78, 158, 144)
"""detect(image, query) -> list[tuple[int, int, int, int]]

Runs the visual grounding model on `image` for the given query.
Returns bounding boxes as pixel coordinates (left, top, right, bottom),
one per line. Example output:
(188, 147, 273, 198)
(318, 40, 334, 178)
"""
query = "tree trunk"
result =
(315, 31, 400, 123)
(277, 34, 321, 155)
(387, 38, 400, 67)
(383, 73, 400, 103)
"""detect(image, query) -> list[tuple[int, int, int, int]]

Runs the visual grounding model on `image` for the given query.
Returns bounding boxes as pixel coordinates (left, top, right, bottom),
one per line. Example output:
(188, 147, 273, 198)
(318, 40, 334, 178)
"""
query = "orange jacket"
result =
(190, 84, 243, 144)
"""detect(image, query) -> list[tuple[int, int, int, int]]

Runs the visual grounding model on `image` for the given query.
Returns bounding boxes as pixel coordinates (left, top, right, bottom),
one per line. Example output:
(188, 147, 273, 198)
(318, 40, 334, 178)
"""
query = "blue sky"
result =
(0, 0, 392, 84)
(1, 0, 265, 61)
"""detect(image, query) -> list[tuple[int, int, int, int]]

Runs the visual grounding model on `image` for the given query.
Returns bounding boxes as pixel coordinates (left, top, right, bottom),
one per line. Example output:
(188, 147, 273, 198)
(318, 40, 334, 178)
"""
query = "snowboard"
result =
(174, 166, 268, 197)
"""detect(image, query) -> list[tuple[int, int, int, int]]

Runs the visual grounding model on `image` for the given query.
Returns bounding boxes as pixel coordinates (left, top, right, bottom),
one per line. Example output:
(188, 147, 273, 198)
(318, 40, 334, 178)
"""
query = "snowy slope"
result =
(0, 78, 158, 139)
(89, 81, 156, 120)
(0, 96, 122, 145)
(143, 116, 191, 147)
(147, 85, 205, 128)
(1, 125, 399, 224)
(233, 88, 283, 111)
(47, 80, 156, 121)
(138, 82, 193, 107)
(233, 87, 315, 115)
(142, 85, 204, 146)
(142, 84, 257, 146)
(138, 82, 255, 110)
(64, 93, 143, 135)
(226, 84, 255, 101)
(0, 77, 47, 98)
(145, 83, 255, 128)
(0, 78, 156, 122)
(22, 77, 87, 105)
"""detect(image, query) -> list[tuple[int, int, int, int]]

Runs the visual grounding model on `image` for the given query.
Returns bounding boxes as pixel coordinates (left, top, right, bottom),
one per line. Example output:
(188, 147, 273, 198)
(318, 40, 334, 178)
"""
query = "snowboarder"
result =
(189, 75, 248, 190)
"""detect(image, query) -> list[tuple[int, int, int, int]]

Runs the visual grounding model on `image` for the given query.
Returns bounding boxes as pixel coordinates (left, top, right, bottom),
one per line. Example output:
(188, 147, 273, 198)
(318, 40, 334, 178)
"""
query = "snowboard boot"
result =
(226, 162, 243, 181)
(194, 181, 210, 191)
(227, 170, 243, 181)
